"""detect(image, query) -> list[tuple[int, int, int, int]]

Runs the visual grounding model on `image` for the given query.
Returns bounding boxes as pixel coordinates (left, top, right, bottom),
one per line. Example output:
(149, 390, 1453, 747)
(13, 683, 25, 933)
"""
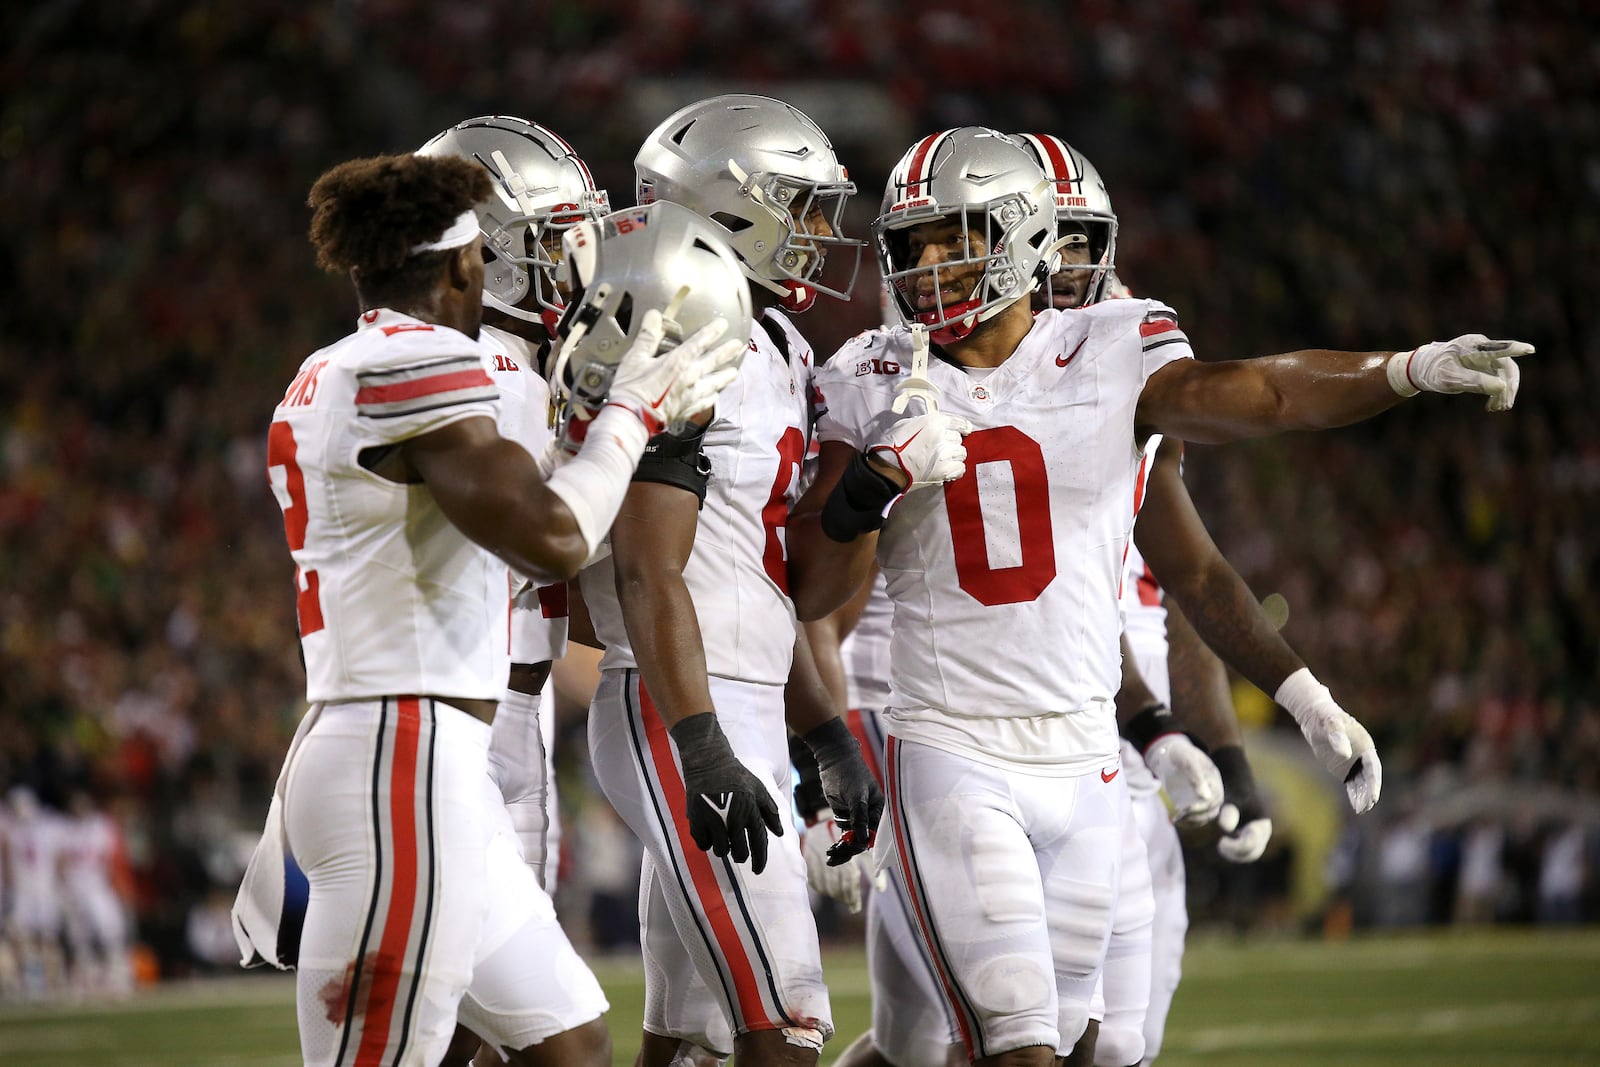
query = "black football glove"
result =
(669, 713, 786, 873)
(800, 717, 885, 866)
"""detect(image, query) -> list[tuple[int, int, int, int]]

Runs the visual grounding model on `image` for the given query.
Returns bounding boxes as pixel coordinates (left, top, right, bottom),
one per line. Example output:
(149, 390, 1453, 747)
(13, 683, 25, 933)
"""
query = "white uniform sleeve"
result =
(351, 330, 499, 443)
(815, 330, 902, 451)
(1136, 300, 1196, 382)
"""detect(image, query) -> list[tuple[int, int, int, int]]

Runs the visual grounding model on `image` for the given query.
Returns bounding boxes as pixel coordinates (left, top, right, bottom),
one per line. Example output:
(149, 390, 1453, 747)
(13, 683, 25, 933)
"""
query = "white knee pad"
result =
(1093, 1023, 1145, 1067)
(1058, 999, 1092, 1055)
(1047, 878, 1116, 977)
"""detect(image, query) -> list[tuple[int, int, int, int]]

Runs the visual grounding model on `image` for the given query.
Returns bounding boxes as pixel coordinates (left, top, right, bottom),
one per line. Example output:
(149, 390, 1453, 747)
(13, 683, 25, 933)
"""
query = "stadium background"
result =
(2, 0, 1597, 1055)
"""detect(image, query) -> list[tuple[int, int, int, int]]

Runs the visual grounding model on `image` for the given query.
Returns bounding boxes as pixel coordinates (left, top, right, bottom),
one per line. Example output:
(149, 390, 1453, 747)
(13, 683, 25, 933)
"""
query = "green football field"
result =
(3, 928, 1597, 1065)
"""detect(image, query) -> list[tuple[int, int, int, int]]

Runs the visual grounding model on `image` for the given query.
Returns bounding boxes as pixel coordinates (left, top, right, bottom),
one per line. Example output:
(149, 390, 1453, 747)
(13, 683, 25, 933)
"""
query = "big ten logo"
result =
(855, 357, 901, 377)
(491, 352, 521, 373)
(279, 360, 327, 408)
(603, 210, 651, 239)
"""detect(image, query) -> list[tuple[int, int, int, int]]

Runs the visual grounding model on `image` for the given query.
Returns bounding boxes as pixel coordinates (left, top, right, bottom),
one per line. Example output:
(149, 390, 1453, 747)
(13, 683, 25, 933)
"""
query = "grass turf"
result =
(1, 927, 1597, 1065)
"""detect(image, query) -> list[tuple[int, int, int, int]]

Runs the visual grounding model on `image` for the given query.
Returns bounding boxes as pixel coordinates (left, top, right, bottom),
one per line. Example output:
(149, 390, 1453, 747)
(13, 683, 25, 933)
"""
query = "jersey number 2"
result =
(267, 421, 326, 636)
(943, 426, 1057, 606)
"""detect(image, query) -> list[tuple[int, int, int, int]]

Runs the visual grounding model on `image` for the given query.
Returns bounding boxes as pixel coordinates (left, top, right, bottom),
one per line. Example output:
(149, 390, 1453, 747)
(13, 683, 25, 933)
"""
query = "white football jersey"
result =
(60, 812, 120, 895)
(841, 568, 893, 711)
(816, 300, 1193, 776)
(481, 324, 570, 667)
(269, 309, 508, 703)
(583, 312, 817, 685)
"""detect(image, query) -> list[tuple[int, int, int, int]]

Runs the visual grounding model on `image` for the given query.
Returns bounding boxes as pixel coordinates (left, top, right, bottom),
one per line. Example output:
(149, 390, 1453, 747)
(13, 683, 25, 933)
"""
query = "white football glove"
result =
(606, 310, 748, 431)
(867, 410, 973, 487)
(1386, 334, 1534, 413)
(1216, 803, 1273, 863)
(801, 813, 868, 914)
(1275, 668, 1382, 813)
(1143, 734, 1225, 827)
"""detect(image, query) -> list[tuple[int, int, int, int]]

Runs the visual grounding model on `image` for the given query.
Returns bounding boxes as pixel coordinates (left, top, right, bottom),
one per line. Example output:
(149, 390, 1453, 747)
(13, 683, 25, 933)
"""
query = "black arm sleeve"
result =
(632, 424, 712, 505)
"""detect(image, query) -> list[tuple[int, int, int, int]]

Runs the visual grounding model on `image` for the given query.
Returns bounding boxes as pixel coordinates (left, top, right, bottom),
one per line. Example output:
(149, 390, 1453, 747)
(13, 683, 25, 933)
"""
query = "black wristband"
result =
(790, 734, 827, 816)
(801, 716, 858, 769)
(1212, 744, 1258, 797)
(668, 713, 734, 773)
(1122, 702, 1182, 755)
(820, 451, 902, 543)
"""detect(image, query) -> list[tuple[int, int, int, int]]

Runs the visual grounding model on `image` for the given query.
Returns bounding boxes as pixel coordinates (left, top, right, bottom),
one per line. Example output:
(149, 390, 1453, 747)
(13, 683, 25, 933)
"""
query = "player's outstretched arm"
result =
(1134, 444, 1381, 813)
(1165, 597, 1271, 862)
(611, 480, 784, 872)
(1136, 335, 1532, 443)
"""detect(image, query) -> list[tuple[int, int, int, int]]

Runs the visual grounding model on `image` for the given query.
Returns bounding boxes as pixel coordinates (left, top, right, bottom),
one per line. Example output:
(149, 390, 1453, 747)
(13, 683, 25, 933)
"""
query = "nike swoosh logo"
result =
(1101, 767, 1119, 783)
(1056, 336, 1088, 368)
(704, 793, 733, 820)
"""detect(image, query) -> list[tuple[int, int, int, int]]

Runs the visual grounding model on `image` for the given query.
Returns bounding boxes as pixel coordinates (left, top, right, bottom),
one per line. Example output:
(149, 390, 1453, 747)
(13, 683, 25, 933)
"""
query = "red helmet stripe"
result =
(905, 131, 948, 196)
(1033, 133, 1074, 185)
(532, 121, 597, 190)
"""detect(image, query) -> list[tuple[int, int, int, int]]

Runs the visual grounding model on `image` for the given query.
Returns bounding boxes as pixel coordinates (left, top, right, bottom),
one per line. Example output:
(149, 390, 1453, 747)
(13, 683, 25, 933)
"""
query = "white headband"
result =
(410, 210, 480, 255)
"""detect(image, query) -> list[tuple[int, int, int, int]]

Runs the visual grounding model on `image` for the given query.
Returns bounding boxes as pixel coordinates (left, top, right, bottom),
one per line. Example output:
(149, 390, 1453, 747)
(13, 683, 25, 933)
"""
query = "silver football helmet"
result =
(1014, 133, 1119, 308)
(418, 116, 610, 330)
(876, 128, 1061, 344)
(634, 94, 862, 314)
(549, 201, 753, 442)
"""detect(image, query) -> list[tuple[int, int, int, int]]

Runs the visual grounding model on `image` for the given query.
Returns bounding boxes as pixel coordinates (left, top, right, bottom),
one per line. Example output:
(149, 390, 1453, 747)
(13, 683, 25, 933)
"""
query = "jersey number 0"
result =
(943, 426, 1057, 606)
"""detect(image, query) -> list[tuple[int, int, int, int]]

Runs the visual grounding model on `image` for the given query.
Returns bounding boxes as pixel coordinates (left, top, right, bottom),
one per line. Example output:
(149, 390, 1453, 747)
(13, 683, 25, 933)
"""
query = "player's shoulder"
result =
(1079, 296, 1179, 331)
(817, 325, 906, 390)
(479, 323, 539, 374)
(337, 309, 485, 378)
(755, 308, 817, 369)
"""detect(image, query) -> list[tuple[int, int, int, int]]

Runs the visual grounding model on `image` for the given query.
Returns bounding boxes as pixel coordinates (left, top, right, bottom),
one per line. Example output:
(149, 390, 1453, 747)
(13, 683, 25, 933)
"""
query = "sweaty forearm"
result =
(1164, 596, 1243, 750)
(1148, 350, 1401, 443)
(1162, 559, 1305, 700)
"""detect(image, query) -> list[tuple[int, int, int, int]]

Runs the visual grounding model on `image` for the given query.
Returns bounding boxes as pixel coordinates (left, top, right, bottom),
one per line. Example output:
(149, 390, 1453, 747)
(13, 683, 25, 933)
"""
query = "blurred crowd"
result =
(2, 0, 1595, 986)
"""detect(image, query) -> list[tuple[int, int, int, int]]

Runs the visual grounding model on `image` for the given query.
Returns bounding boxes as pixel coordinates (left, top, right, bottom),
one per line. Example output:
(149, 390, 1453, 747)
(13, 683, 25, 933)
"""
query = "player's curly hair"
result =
(307, 153, 491, 294)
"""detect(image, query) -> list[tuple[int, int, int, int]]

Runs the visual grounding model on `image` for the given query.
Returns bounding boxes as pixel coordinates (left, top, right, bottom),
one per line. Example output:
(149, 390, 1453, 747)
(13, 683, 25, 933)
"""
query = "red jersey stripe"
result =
(1139, 319, 1181, 338)
(354, 368, 493, 406)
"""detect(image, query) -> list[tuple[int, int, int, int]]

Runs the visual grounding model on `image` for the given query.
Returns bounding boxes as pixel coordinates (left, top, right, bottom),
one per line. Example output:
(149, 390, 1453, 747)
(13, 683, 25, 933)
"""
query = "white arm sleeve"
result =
(542, 404, 651, 559)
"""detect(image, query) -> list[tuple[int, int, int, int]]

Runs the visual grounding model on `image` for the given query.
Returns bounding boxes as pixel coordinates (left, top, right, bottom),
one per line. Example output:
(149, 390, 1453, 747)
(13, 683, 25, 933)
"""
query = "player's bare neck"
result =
(942, 297, 1034, 369)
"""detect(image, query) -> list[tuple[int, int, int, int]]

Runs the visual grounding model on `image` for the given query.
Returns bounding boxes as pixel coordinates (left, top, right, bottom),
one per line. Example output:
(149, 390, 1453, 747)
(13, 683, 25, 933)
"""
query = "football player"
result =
(789, 127, 1532, 1067)
(418, 115, 609, 1067)
(239, 152, 745, 1067)
(418, 115, 610, 897)
(580, 94, 879, 1067)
